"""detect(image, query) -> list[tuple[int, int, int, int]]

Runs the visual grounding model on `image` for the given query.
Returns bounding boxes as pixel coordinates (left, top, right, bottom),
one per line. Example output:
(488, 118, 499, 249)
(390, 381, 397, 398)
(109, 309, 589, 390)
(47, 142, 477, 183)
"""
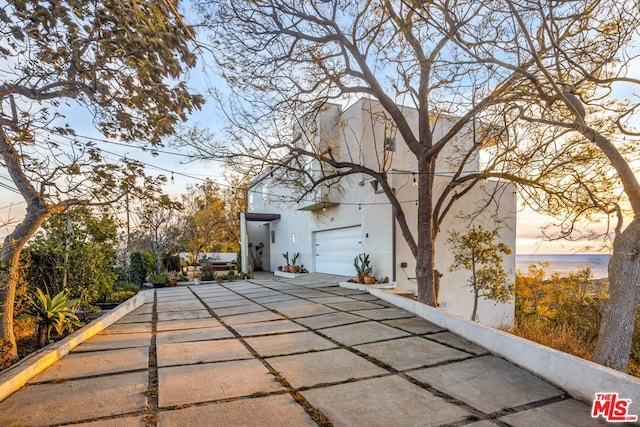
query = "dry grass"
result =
(507, 318, 594, 361)
(508, 317, 640, 379)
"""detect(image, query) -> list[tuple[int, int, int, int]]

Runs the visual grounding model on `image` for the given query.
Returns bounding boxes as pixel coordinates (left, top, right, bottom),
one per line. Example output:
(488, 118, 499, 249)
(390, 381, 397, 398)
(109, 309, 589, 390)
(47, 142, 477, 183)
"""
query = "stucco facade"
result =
(242, 99, 517, 327)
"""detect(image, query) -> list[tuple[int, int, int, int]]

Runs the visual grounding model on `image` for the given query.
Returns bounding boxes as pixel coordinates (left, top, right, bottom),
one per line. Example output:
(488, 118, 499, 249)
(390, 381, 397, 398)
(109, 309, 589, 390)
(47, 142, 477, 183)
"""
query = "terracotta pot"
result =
(356, 274, 364, 284)
(215, 277, 223, 284)
(253, 258, 263, 270)
(364, 276, 376, 285)
(283, 265, 291, 272)
(169, 278, 178, 287)
(290, 265, 300, 273)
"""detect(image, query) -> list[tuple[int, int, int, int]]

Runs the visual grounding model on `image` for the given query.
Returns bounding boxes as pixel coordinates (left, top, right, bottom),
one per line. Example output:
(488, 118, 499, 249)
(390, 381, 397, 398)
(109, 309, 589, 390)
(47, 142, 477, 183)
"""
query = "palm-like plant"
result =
(19, 289, 82, 348)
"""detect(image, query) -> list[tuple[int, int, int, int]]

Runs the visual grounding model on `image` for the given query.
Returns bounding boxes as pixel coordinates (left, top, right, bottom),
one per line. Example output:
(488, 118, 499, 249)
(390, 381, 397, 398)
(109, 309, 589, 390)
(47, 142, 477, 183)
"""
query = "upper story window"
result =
(262, 184, 269, 206)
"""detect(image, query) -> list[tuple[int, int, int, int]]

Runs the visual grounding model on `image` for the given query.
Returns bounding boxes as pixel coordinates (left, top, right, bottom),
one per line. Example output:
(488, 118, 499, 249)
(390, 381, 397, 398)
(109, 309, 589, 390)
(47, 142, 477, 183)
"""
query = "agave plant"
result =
(19, 288, 82, 348)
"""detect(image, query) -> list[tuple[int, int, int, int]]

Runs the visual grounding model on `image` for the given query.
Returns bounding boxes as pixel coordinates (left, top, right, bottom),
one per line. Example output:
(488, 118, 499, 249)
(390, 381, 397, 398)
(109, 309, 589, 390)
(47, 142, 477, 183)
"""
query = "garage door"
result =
(315, 226, 362, 276)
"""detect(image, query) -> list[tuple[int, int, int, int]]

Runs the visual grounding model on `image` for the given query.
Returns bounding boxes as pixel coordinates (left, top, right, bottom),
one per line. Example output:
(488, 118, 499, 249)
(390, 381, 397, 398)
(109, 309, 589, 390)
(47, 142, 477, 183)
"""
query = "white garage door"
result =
(315, 226, 362, 276)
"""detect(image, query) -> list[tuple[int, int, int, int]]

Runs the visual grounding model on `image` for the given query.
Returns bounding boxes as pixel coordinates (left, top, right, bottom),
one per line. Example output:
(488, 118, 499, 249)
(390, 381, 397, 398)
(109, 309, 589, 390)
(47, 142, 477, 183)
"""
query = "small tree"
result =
(448, 225, 513, 322)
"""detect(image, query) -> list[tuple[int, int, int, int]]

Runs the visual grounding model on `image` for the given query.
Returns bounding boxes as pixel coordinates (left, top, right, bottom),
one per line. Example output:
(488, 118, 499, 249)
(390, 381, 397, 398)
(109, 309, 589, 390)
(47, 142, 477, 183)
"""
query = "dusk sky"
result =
(0, 31, 635, 256)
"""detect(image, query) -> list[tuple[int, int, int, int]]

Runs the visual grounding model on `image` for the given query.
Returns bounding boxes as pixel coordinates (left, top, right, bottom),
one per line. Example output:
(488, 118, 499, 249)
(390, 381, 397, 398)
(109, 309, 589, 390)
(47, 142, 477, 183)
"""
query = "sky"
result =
(0, 6, 636, 256)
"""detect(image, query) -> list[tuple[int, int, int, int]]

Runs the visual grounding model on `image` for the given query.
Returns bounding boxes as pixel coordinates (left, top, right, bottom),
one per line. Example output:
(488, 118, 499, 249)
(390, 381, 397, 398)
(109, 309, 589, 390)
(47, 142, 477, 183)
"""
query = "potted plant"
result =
(354, 253, 372, 284)
(193, 270, 202, 285)
(150, 272, 168, 288)
(249, 242, 265, 271)
(215, 273, 224, 284)
(282, 252, 290, 272)
(290, 252, 301, 273)
(168, 271, 179, 286)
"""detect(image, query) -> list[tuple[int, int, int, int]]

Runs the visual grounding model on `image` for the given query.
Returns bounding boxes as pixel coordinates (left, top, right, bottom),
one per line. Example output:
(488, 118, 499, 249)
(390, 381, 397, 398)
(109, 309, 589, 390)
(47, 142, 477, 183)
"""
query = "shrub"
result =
(18, 289, 82, 348)
(107, 290, 136, 303)
(129, 252, 148, 286)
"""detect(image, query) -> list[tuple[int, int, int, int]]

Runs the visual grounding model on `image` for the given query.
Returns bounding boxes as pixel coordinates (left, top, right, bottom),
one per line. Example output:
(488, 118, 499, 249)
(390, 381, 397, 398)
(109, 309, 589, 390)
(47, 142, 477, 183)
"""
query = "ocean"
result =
(515, 254, 610, 279)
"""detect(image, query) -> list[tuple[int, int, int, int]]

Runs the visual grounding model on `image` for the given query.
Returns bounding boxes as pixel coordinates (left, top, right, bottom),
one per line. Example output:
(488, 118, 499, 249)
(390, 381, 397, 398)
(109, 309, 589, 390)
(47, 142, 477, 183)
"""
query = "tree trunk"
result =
(593, 218, 640, 371)
(415, 153, 437, 306)
(472, 288, 479, 321)
(0, 207, 51, 363)
(37, 323, 47, 349)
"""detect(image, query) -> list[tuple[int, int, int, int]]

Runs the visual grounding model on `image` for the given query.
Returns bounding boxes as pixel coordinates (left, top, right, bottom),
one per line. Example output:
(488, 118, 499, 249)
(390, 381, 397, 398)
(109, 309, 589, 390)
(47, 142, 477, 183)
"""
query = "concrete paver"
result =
(158, 394, 316, 427)
(202, 298, 250, 309)
(155, 317, 222, 332)
(32, 347, 149, 382)
(382, 316, 445, 334)
(222, 310, 285, 325)
(156, 326, 233, 344)
(0, 274, 607, 426)
(354, 307, 416, 320)
(158, 359, 284, 407)
(232, 319, 307, 336)
(0, 372, 147, 426)
(275, 303, 337, 318)
(252, 294, 300, 303)
(500, 398, 607, 426)
(408, 355, 563, 414)
(155, 302, 204, 313)
(427, 331, 489, 355)
(301, 375, 471, 427)
(296, 312, 367, 329)
(246, 331, 337, 357)
(268, 348, 387, 388)
(355, 336, 471, 370)
(75, 331, 151, 351)
(214, 303, 266, 316)
(118, 312, 152, 324)
(319, 320, 411, 345)
(100, 322, 152, 334)
(156, 309, 211, 321)
(157, 338, 252, 366)
(324, 301, 385, 311)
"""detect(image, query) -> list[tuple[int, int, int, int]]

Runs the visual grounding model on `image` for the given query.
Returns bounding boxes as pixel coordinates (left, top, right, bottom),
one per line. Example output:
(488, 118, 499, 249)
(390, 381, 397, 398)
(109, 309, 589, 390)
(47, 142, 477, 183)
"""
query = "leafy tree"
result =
(132, 197, 184, 274)
(448, 225, 513, 321)
(24, 208, 118, 308)
(0, 0, 204, 363)
(180, 178, 248, 259)
(452, 0, 640, 371)
(515, 262, 551, 317)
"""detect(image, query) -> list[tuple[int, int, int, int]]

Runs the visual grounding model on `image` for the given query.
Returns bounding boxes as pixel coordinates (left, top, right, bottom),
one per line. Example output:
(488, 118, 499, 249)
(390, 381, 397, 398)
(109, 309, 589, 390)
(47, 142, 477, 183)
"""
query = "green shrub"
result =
(18, 289, 82, 348)
(107, 290, 136, 303)
(149, 272, 168, 284)
(129, 252, 147, 286)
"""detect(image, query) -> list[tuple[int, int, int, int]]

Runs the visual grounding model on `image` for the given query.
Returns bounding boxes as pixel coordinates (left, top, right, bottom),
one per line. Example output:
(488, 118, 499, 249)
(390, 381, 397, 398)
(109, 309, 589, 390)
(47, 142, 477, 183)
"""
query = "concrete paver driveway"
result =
(0, 274, 607, 426)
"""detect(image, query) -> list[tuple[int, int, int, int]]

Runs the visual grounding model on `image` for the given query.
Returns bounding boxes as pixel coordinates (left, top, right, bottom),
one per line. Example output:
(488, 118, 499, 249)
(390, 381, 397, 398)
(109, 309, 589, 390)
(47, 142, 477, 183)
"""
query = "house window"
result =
(248, 192, 254, 211)
(384, 137, 396, 152)
(262, 184, 269, 205)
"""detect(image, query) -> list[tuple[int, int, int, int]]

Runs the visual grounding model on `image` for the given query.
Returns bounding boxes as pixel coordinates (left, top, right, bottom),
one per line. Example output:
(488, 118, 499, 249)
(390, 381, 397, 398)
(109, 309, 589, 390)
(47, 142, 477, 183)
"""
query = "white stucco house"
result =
(240, 99, 517, 327)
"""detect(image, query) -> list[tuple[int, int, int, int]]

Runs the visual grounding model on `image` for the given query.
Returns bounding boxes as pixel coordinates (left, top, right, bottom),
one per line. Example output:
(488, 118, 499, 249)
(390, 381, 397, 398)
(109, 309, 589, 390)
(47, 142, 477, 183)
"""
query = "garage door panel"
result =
(315, 226, 362, 276)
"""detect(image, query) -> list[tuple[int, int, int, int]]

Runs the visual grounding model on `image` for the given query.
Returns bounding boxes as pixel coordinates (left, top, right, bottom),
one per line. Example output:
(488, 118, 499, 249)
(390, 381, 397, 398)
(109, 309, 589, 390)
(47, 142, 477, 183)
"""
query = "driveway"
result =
(0, 274, 606, 426)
